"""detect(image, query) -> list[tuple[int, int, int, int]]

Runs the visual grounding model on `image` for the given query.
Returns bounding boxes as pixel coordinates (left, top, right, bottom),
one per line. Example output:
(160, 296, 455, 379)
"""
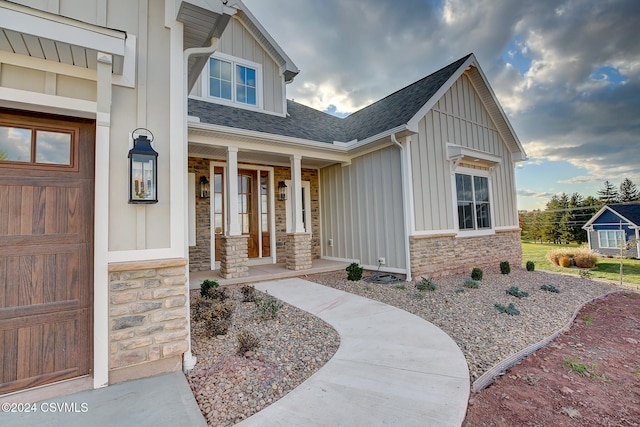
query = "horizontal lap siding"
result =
(320, 147, 406, 270)
(412, 74, 518, 231)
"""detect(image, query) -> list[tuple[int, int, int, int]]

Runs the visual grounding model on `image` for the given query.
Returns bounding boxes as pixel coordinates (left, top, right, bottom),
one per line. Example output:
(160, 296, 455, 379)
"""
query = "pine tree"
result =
(597, 180, 620, 204)
(619, 178, 639, 202)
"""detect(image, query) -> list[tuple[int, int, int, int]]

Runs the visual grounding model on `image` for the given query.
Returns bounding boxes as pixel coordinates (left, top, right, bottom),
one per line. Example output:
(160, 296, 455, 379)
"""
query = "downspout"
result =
(391, 133, 413, 282)
(182, 37, 220, 373)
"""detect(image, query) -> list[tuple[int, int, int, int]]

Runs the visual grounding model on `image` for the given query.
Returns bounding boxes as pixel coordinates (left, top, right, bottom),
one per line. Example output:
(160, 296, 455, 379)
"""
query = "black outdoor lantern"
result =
(199, 176, 210, 198)
(277, 181, 287, 201)
(128, 129, 158, 204)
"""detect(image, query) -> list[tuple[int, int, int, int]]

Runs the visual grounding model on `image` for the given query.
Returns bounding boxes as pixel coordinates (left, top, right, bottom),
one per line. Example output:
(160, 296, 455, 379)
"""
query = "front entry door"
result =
(238, 170, 258, 258)
(0, 110, 94, 394)
(213, 167, 270, 262)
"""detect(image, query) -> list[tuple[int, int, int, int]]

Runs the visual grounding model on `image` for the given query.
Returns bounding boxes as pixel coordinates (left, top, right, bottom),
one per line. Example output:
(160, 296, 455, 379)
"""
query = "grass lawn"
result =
(522, 241, 640, 286)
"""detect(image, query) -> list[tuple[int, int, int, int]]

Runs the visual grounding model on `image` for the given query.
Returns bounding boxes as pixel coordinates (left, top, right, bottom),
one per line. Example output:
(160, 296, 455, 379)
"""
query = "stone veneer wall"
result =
(219, 235, 249, 278)
(273, 166, 321, 263)
(108, 258, 189, 384)
(410, 229, 522, 278)
(188, 157, 211, 271)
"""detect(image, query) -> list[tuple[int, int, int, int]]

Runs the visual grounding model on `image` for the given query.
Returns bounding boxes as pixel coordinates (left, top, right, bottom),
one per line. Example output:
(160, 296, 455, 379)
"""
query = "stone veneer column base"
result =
(219, 235, 249, 279)
(286, 233, 312, 270)
(409, 229, 522, 278)
(108, 258, 189, 384)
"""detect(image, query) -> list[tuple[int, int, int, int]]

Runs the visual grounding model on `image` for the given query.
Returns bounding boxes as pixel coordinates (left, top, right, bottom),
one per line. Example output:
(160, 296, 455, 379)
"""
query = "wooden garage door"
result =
(0, 110, 94, 394)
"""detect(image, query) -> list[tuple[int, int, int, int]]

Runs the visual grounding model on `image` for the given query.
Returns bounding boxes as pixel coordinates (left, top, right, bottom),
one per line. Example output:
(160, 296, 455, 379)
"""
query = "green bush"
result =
(415, 277, 436, 291)
(200, 279, 219, 298)
(471, 268, 483, 281)
(236, 328, 260, 355)
(506, 286, 529, 298)
(500, 261, 511, 275)
(540, 284, 560, 293)
(526, 261, 535, 271)
(495, 302, 520, 315)
(255, 293, 283, 320)
(463, 279, 479, 289)
(346, 262, 364, 281)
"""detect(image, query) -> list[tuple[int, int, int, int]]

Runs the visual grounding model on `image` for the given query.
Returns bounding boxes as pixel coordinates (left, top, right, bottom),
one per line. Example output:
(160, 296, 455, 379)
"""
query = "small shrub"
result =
(471, 268, 483, 281)
(506, 286, 529, 298)
(454, 289, 465, 294)
(241, 285, 256, 302)
(526, 261, 535, 271)
(200, 279, 219, 298)
(583, 314, 593, 326)
(191, 297, 214, 322)
(255, 293, 283, 320)
(579, 269, 593, 280)
(392, 284, 406, 290)
(236, 328, 260, 355)
(546, 248, 575, 266)
(346, 262, 364, 281)
(463, 279, 479, 289)
(558, 256, 571, 268)
(205, 286, 228, 302)
(415, 277, 436, 291)
(202, 300, 236, 336)
(495, 302, 520, 315)
(500, 261, 511, 275)
(540, 284, 560, 293)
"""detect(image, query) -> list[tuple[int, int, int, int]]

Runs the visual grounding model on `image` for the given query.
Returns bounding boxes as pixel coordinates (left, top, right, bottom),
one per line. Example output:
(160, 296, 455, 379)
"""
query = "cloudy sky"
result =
(243, 0, 640, 210)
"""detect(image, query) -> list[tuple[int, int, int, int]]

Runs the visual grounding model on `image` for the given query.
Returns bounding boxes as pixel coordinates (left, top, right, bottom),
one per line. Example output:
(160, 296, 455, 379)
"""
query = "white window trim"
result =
(202, 52, 264, 111)
(452, 166, 495, 236)
(597, 230, 625, 249)
(285, 180, 311, 233)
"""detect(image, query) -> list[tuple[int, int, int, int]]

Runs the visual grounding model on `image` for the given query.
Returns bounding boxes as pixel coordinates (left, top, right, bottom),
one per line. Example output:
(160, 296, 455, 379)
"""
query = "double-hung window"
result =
(456, 173, 491, 231)
(598, 230, 624, 249)
(209, 57, 257, 106)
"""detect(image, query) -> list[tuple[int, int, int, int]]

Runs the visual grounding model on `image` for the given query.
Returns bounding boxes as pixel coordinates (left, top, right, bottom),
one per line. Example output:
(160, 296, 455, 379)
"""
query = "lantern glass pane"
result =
(131, 153, 156, 201)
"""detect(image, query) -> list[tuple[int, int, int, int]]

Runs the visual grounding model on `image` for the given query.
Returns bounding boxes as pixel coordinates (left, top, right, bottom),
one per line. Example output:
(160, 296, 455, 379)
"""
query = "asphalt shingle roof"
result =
(608, 204, 640, 226)
(189, 54, 472, 144)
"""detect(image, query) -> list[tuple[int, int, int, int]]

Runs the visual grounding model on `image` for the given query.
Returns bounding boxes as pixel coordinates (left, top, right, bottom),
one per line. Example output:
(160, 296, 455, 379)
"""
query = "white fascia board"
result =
(406, 54, 476, 132)
(582, 205, 615, 229)
(0, 86, 97, 117)
(0, 2, 125, 56)
(511, 152, 527, 162)
(446, 143, 502, 165)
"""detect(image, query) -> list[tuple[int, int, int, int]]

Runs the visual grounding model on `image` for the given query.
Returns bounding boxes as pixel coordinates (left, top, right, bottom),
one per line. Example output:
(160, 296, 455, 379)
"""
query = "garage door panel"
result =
(0, 110, 93, 394)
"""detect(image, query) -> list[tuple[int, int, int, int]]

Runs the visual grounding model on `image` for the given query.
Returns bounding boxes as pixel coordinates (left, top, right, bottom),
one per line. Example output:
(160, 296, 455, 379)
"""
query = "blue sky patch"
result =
(590, 66, 626, 87)
(324, 104, 350, 118)
(502, 37, 532, 75)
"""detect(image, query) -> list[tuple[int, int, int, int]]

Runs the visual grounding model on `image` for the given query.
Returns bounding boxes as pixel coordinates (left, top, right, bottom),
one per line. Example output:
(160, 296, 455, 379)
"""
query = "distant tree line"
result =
(520, 178, 640, 244)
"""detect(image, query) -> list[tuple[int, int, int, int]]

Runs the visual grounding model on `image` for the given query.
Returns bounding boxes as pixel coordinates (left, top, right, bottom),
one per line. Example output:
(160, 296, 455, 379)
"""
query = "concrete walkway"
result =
(238, 278, 470, 427)
(1, 278, 469, 426)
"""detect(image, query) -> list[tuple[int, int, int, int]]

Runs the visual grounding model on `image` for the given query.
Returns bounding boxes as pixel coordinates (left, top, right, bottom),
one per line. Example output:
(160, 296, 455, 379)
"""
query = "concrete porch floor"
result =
(188, 258, 350, 289)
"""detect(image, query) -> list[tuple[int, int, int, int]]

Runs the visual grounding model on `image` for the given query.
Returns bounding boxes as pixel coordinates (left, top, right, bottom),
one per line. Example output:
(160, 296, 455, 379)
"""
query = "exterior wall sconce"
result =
(277, 181, 287, 201)
(199, 176, 210, 198)
(128, 129, 158, 204)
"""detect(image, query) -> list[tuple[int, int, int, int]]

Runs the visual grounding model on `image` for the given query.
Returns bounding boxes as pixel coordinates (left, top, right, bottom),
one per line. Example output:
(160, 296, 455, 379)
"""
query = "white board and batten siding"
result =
(411, 73, 518, 232)
(320, 146, 406, 271)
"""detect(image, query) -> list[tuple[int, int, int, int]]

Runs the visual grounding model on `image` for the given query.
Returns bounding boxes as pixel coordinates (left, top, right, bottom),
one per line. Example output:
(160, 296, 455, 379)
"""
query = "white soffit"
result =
(0, 1, 126, 74)
(447, 143, 502, 166)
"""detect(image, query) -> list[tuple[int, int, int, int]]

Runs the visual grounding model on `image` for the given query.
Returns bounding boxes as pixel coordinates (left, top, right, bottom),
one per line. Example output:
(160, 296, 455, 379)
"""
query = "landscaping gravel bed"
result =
(186, 288, 339, 427)
(187, 269, 615, 426)
(307, 269, 614, 382)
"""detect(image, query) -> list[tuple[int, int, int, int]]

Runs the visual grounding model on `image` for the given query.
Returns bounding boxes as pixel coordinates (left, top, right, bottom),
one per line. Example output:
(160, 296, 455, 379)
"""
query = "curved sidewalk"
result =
(238, 278, 470, 427)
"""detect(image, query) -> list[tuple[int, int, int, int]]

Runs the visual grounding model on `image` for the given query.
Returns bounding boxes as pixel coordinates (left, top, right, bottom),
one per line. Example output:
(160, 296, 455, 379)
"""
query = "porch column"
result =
(220, 146, 248, 278)
(286, 154, 312, 270)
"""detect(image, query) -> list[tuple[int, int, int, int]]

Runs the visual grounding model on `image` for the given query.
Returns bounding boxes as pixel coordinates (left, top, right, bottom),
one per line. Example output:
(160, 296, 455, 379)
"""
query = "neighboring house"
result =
(0, 0, 525, 398)
(583, 204, 640, 258)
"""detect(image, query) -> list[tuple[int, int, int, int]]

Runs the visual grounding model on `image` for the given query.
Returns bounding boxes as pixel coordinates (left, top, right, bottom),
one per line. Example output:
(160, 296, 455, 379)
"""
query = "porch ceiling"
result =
(189, 143, 339, 169)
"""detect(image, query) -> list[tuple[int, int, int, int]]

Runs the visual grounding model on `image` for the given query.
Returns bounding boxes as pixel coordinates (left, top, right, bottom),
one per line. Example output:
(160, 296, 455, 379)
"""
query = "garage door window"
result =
(0, 125, 73, 166)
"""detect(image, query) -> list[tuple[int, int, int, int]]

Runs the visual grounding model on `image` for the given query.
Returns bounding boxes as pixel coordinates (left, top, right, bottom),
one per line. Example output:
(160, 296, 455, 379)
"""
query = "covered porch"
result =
(188, 258, 350, 289)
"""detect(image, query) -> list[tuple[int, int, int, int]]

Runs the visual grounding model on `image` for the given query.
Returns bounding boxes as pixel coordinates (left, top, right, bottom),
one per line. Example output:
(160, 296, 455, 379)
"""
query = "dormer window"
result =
(208, 55, 259, 107)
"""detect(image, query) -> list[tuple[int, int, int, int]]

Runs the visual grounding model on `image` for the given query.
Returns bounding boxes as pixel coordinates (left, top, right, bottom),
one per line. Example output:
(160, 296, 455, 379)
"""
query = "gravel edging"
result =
(186, 287, 339, 426)
(305, 269, 616, 383)
(471, 289, 626, 392)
